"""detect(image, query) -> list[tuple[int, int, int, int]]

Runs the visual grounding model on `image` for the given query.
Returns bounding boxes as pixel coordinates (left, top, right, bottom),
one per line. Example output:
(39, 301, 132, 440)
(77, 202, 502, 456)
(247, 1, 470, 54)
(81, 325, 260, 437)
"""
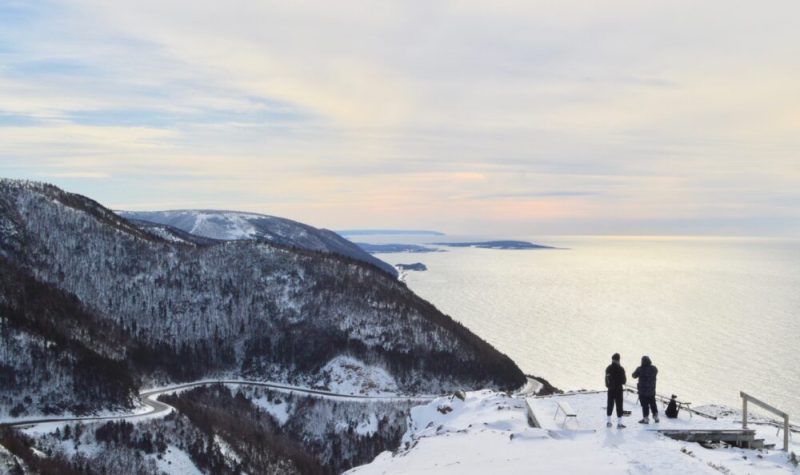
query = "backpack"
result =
(665, 398, 679, 418)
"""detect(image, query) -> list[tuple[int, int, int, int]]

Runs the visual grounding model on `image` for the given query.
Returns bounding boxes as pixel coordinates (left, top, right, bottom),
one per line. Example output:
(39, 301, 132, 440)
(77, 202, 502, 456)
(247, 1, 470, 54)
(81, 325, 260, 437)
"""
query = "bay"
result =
(379, 236, 800, 418)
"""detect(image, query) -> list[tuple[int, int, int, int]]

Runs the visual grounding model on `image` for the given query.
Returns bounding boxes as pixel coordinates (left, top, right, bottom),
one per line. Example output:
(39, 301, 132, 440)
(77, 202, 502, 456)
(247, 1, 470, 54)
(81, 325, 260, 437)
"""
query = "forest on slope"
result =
(0, 179, 524, 418)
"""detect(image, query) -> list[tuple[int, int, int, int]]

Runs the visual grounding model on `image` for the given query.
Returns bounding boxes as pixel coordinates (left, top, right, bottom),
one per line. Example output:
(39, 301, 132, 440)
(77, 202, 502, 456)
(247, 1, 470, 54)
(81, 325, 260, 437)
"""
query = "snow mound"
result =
(315, 356, 398, 396)
(249, 395, 292, 426)
(402, 389, 533, 442)
(140, 225, 190, 243)
(154, 445, 203, 475)
(347, 391, 799, 475)
(356, 413, 380, 436)
(0, 444, 21, 474)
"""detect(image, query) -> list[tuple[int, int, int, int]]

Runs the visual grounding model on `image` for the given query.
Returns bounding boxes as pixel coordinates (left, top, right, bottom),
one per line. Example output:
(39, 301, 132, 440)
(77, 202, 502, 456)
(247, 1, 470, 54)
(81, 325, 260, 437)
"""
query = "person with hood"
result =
(605, 352, 627, 428)
(632, 355, 659, 424)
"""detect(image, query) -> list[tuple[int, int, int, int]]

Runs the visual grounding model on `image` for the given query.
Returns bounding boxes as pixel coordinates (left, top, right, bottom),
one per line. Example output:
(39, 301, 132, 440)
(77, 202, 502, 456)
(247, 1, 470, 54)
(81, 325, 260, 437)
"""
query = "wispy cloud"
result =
(0, 0, 798, 235)
(38, 171, 110, 179)
(470, 191, 599, 200)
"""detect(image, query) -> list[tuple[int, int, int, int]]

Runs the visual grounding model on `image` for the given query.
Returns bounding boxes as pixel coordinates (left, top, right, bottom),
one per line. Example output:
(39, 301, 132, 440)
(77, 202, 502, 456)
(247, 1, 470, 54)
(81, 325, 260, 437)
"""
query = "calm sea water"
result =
(378, 236, 800, 418)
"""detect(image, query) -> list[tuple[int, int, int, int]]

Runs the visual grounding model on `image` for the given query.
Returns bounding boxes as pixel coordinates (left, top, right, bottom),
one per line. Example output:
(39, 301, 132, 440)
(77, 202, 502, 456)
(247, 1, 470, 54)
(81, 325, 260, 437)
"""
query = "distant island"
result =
(431, 240, 557, 250)
(356, 243, 443, 253)
(396, 263, 427, 271)
(338, 229, 445, 237)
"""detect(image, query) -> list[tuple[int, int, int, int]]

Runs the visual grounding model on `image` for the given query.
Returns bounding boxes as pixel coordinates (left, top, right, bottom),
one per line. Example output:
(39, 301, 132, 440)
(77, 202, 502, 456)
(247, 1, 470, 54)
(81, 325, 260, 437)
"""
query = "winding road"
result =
(1, 379, 439, 430)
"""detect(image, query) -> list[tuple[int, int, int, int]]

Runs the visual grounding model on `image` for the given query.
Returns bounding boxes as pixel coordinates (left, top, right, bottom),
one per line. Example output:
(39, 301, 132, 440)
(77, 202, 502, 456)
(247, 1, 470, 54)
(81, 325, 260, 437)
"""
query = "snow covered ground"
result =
(248, 393, 292, 425)
(0, 444, 21, 473)
(152, 445, 203, 475)
(314, 356, 400, 396)
(347, 390, 799, 474)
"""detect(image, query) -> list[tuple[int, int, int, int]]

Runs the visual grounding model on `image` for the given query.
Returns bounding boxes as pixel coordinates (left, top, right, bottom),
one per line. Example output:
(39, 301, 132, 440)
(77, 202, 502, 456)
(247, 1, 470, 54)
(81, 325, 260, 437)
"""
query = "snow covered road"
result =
(1, 379, 438, 430)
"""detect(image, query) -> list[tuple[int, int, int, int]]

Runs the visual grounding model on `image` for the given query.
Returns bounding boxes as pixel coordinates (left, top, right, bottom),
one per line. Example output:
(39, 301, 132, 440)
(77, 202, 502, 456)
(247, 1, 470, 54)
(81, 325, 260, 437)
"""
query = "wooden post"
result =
(785, 415, 790, 453)
(742, 396, 747, 429)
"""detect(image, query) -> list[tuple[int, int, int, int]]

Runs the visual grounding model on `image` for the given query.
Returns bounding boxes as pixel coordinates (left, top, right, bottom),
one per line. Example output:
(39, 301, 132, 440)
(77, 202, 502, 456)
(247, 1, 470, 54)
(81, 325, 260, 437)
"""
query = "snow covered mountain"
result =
(118, 210, 398, 277)
(0, 179, 524, 418)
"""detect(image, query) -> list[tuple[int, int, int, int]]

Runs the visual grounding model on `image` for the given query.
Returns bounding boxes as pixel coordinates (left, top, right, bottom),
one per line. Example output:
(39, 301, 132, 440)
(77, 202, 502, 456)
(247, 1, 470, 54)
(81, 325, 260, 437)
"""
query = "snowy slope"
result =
(119, 209, 398, 276)
(314, 356, 399, 396)
(154, 445, 203, 475)
(348, 390, 799, 474)
(0, 179, 525, 407)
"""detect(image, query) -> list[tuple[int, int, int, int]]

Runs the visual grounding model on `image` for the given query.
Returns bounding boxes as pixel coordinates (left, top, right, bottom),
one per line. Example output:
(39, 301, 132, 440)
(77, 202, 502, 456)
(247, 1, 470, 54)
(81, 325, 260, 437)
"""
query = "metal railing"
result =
(741, 391, 790, 451)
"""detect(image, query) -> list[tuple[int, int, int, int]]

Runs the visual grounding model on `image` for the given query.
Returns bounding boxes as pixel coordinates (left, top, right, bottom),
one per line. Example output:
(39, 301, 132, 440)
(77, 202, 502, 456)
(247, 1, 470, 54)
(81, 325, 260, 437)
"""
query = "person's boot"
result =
(653, 415, 660, 423)
(617, 419, 626, 429)
(638, 417, 649, 424)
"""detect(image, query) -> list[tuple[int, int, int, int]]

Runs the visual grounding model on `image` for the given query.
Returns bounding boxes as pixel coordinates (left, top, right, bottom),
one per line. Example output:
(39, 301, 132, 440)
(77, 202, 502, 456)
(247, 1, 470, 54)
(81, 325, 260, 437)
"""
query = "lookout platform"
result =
(526, 390, 794, 452)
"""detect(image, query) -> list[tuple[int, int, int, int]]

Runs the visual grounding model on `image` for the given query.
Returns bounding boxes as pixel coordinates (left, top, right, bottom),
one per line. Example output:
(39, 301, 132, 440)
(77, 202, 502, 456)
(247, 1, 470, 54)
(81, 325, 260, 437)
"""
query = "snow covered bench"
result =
(554, 401, 578, 426)
(525, 399, 541, 428)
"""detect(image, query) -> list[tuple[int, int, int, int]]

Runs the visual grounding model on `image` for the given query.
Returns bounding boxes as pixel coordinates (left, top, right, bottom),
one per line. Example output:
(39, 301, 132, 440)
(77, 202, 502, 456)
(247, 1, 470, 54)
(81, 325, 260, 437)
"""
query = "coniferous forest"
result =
(0, 179, 524, 473)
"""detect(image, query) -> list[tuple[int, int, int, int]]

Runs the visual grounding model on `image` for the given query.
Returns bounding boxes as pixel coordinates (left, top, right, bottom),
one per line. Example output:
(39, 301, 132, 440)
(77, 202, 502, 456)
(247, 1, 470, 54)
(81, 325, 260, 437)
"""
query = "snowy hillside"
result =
(0, 179, 524, 419)
(119, 209, 398, 277)
(348, 390, 799, 474)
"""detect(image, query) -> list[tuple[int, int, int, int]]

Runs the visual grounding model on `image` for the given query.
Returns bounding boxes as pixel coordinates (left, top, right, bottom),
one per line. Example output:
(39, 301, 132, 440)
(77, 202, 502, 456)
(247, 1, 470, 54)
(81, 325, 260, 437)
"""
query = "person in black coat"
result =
(605, 352, 627, 428)
(632, 355, 659, 423)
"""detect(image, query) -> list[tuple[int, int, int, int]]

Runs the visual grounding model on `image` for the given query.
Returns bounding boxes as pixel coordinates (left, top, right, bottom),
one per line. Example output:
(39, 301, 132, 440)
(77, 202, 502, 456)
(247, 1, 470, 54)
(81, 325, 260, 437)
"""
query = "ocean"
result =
(376, 235, 800, 419)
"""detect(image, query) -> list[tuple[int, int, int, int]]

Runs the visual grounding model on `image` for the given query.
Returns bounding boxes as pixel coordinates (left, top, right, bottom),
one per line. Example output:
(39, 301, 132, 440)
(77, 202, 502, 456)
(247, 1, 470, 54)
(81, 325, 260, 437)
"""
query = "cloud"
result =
(0, 0, 798, 235)
(470, 191, 599, 200)
(38, 171, 110, 179)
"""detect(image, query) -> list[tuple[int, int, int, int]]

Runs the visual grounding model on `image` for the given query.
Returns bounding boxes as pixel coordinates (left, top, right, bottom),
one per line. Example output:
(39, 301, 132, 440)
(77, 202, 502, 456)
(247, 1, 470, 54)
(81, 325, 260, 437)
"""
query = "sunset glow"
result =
(1, 0, 798, 235)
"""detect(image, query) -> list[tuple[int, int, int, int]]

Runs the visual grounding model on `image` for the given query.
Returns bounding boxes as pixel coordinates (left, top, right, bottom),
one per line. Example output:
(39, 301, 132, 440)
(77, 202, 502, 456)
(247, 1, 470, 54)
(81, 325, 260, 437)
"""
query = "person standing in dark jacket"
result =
(605, 353, 627, 428)
(632, 355, 659, 424)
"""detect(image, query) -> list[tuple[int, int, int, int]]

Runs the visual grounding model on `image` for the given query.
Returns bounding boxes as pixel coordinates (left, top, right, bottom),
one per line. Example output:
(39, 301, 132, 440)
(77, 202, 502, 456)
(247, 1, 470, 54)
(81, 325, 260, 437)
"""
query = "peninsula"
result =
(431, 240, 557, 250)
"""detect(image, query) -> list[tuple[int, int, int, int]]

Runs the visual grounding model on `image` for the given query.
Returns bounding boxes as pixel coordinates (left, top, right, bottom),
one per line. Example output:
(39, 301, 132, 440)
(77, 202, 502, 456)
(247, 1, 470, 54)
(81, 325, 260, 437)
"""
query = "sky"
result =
(1, 0, 798, 236)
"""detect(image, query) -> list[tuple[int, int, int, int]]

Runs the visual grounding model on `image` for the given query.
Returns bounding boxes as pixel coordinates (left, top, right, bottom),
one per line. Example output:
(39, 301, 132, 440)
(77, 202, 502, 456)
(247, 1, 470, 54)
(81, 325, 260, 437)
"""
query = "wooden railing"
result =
(741, 391, 790, 451)
(624, 384, 717, 420)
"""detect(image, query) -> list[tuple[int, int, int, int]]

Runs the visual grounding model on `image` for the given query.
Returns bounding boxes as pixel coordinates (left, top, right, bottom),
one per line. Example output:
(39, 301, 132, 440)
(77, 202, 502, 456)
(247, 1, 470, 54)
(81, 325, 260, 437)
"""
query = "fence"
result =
(740, 391, 790, 451)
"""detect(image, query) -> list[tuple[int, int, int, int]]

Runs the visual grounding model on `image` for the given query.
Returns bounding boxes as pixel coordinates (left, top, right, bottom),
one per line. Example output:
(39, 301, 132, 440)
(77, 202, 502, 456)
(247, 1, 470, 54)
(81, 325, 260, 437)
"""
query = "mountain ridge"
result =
(0, 178, 525, 419)
(118, 209, 399, 277)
